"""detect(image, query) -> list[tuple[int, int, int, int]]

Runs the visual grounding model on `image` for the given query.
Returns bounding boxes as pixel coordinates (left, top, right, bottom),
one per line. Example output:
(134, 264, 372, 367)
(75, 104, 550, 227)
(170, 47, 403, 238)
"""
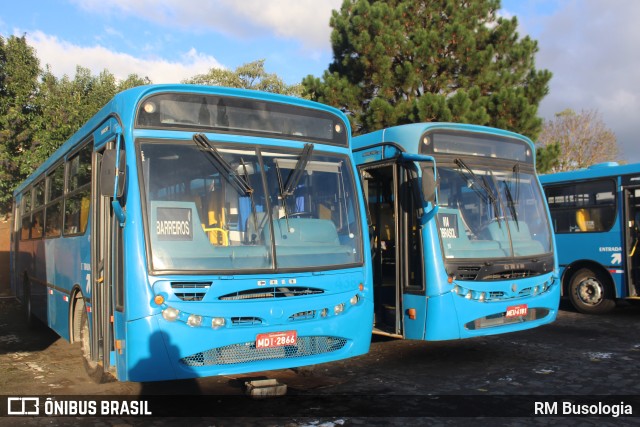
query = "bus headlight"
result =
(478, 292, 486, 302)
(334, 303, 345, 315)
(162, 307, 180, 322)
(350, 294, 360, 305)
(465, 291, 472, 300)
(187, 314, 203, 327)
(211, 317, 225, 328)
(320, 308, 328, 318)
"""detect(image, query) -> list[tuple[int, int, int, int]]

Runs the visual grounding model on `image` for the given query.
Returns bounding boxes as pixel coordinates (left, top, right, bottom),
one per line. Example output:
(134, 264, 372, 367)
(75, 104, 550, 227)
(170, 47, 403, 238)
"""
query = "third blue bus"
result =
(540, 162, 640, 313)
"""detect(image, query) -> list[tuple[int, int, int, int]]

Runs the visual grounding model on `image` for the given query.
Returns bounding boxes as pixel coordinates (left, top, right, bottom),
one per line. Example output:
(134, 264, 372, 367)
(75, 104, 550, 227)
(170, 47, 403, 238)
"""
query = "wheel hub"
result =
(577, 278, 603, 305)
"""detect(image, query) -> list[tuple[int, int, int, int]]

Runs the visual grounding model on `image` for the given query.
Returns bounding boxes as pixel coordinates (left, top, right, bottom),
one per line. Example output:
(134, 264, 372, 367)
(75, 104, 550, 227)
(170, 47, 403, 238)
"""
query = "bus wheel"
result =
(569, 268, 616, 314)
(78, 300, 107, 383)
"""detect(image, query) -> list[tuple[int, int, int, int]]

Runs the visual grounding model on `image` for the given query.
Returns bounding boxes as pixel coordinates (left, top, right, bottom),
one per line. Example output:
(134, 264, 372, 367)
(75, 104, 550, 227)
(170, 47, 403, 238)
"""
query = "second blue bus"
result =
(353, 123, 560, 340)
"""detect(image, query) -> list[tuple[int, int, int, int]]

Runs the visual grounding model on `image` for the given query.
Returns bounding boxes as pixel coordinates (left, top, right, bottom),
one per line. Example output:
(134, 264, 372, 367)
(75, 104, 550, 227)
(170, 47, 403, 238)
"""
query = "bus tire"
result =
(78, 299, 107, 383)
(569, 268, 616, 314)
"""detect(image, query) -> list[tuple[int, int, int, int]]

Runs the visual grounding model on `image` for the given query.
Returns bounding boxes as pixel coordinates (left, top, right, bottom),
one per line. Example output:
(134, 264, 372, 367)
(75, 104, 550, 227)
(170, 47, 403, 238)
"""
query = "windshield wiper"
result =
(193, 133, 253, 196)
(513, 162, 521, 202)
(502, 180, 520, 230)
(283, 143, 314, 197)
(454, 158, 501, 223)
(275, 143, 314, 230)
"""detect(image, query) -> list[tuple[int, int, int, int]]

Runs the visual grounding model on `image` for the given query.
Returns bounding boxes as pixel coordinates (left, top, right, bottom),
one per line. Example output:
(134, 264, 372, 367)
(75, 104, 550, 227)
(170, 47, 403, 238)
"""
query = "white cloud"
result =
(515, 0, 640, 162)
(25, 31, 223, 83)
(70, 0, 341, 51)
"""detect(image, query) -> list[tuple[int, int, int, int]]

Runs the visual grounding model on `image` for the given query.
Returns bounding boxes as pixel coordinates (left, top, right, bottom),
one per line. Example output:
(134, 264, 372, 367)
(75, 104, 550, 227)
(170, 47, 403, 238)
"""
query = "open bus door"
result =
(623, 185, 640, 298)
(360, 160, 427, 339)
(88, 125, 125, 381)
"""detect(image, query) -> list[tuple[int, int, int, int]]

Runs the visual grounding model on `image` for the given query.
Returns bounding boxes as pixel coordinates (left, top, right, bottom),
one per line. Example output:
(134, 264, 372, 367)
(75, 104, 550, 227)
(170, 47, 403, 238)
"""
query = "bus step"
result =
(244, 379, 287, 399)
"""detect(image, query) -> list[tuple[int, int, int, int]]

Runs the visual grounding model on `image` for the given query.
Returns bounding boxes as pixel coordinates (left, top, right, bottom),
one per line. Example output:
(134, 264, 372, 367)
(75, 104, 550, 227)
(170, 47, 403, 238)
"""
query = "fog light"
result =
(187, 314, 203, 327)
(320, 308, 328, 318)
(211, 317, 225, 328)
(350, 294, 359, 305)
(334, 303, 345, 315)
(162, 307, 180, 322)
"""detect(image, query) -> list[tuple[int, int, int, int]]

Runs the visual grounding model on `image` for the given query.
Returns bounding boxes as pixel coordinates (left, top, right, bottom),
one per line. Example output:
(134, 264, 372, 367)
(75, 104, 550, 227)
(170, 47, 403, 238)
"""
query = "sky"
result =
(1, 0, 639, 162)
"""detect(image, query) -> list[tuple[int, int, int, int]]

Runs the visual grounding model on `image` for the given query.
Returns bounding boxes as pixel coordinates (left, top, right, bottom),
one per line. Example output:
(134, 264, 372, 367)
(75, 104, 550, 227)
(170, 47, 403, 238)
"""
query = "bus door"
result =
(623, 185, 640, 297)
(360, 161, 426, 339)
(91, 136, 123, 377)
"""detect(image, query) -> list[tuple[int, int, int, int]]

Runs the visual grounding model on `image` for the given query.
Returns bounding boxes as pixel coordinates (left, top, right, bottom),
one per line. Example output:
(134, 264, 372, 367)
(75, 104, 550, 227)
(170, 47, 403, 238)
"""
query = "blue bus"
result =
(11, 84, 372, 382)
(352, 123, 559, 340)
(540, 162, 640, 314)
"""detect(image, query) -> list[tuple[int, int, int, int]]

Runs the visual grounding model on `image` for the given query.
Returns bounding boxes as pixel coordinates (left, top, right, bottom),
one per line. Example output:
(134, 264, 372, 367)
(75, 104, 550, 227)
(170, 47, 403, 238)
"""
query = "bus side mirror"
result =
(100, 149, 126, 198)
(421, 165, 437, 206)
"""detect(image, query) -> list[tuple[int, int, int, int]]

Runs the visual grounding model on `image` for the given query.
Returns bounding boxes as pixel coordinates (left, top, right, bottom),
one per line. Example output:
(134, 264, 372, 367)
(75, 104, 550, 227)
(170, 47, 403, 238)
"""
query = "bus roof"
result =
(539, 162, 640, 185)
(14, 84, 350, 195)
(351, 122, 534, 153)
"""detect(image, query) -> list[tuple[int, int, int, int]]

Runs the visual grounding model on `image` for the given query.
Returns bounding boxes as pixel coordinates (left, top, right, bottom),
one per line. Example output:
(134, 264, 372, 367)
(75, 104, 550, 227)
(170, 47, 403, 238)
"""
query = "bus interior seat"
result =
(269, 217, 353, 267)
(487, 220, 545, 256)
(245, 211, 268, 243)
(270, 218, 340, 246)
(576, 208, 595, 232)
(194, 191, 227, 245)
(376, 203, 395, 259)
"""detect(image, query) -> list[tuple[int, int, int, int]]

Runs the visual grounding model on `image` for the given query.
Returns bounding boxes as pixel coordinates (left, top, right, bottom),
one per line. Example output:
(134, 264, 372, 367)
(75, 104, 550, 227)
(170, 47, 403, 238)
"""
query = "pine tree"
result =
(535, 142, 561, 174)
(303, 0, 551, 138)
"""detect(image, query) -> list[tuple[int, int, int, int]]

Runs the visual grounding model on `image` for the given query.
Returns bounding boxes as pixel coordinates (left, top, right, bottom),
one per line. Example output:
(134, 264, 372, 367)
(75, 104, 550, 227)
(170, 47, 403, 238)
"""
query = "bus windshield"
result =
(437, 161, 552, 259)
(139, 139, 362, 272)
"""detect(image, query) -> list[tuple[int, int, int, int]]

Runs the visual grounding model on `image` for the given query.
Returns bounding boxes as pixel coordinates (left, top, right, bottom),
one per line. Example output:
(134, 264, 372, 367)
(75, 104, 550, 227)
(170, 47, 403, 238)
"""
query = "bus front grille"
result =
(219, 287, 324, 301)
(171, 282, 211, 301)
(465, 308, 550, 330)
(231, 317, 263, 326)
(179, 336, 347, 367)
(484, 270, 535, 280)
(289, 310, 316, 321)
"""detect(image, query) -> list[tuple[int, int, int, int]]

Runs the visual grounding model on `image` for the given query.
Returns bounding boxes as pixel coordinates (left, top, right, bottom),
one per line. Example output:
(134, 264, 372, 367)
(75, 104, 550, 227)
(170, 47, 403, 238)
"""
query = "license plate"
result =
(506, 304, 528, 318)
(256, 331, 297, 349)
